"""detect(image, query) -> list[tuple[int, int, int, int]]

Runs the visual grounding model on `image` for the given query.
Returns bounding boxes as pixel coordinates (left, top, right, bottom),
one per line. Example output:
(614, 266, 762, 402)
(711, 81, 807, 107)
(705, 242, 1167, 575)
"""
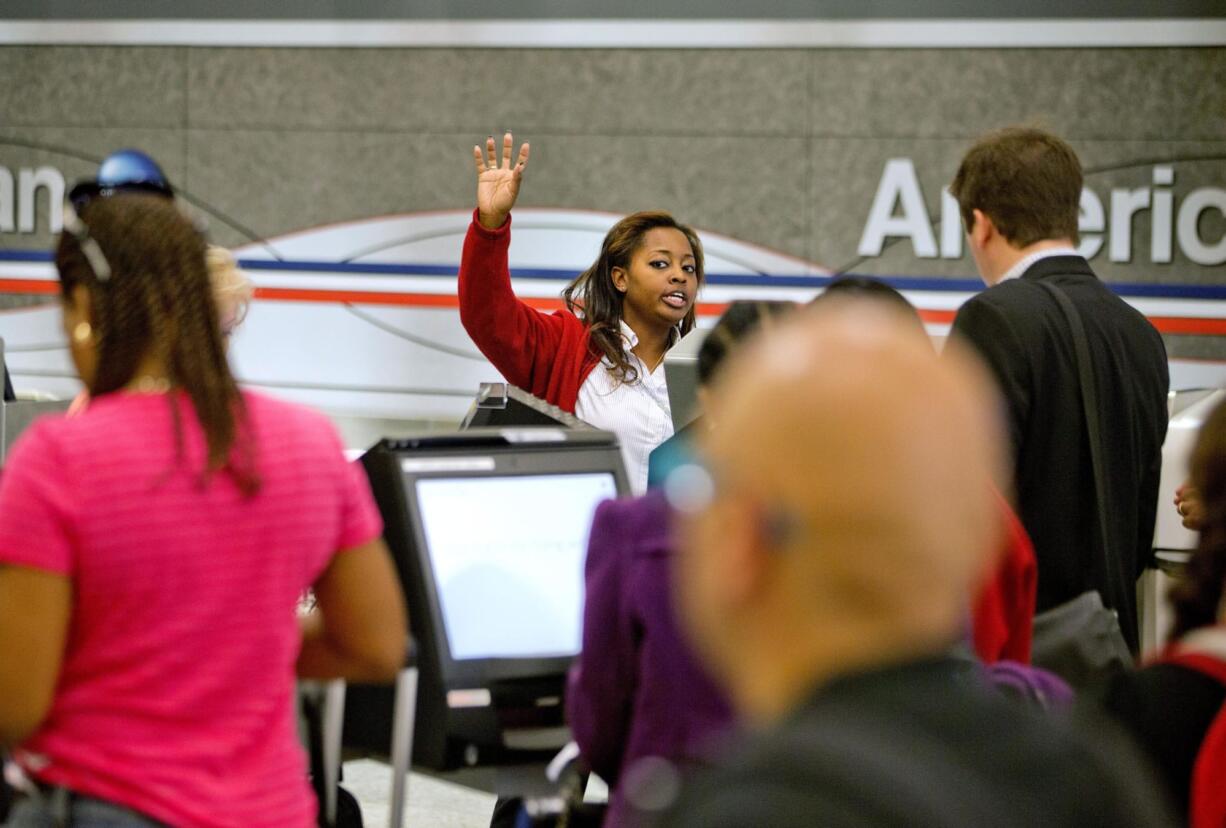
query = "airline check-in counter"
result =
(1141, 388, 1222, 654)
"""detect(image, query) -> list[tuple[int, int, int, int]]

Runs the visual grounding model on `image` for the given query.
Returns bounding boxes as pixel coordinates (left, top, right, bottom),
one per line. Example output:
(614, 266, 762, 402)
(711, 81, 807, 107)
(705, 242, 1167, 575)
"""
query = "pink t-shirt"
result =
(0, 390, 382, 827)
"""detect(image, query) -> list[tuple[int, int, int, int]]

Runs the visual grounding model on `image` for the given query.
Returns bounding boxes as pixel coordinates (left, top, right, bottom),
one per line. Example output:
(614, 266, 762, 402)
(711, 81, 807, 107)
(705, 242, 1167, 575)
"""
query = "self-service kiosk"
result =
(345, 427, 629, 769)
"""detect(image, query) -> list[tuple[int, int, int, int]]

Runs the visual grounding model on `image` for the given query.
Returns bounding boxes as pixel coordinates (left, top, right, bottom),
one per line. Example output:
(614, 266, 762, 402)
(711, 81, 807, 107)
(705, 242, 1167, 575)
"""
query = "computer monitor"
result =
(345, 427, 629, 769)
(664, 326, 707, 430)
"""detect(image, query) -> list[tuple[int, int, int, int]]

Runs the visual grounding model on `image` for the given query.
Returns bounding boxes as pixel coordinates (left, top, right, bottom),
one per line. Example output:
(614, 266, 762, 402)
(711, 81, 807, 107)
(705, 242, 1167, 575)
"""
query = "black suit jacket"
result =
(951, 255, 1169, 650)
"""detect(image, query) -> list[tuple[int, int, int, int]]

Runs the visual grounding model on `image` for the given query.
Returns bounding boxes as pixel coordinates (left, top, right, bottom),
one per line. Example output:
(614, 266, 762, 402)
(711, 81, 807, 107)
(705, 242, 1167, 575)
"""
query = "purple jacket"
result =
(566, 491, 735, 827)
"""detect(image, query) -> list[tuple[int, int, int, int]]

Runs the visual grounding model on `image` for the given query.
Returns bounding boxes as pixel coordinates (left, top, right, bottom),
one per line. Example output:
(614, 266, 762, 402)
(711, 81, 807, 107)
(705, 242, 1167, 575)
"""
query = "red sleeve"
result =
(458, 210, 583, 399)
(972, 493, 1037, 664)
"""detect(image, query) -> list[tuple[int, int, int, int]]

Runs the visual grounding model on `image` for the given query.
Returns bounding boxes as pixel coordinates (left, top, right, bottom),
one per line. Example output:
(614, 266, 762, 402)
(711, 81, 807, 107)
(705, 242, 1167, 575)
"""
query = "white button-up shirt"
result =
(997, 245, 1080, 283)
(575, 321, 676, 495)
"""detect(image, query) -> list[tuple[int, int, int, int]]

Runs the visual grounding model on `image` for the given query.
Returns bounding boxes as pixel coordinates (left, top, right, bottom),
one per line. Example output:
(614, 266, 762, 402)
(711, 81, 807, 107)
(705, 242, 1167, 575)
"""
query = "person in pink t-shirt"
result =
(0, 188, 407, 827)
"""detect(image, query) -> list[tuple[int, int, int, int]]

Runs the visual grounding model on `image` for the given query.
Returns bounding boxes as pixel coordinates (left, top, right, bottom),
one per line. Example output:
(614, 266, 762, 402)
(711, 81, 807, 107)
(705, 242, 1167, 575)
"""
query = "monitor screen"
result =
(414, 472, 618, 661)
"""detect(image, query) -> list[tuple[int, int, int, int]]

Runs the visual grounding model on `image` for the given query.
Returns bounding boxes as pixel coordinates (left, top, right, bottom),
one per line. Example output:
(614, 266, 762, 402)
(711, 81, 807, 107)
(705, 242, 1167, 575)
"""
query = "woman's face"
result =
(612, 227, 698, 335)
(61, 284, 99, 389)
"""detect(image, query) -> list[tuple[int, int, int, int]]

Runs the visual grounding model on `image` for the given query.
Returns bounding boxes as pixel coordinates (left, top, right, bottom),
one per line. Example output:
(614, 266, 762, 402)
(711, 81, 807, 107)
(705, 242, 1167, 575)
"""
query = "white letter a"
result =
(857, 159, 937, 259)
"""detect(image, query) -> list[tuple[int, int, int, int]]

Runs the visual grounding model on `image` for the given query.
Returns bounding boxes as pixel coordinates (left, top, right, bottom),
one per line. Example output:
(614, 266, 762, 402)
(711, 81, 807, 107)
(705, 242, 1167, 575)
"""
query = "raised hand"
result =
(474, 132, 530, 230)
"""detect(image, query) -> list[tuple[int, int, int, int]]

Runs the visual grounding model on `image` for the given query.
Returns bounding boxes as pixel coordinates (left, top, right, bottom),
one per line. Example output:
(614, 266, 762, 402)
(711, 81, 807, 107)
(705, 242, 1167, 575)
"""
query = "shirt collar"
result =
(619, 319, 640, 349)
(618, 320, 682, 351)
(997, 246, 1080, 284)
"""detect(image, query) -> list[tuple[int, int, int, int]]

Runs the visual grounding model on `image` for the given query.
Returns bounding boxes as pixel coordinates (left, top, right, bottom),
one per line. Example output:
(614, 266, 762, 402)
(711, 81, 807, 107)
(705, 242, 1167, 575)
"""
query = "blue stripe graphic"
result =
(0, 250, 56, 263)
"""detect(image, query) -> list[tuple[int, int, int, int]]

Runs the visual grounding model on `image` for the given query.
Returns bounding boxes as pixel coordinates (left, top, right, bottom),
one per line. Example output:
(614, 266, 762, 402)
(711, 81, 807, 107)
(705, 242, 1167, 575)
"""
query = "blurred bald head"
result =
(677, 298, 1007, 722)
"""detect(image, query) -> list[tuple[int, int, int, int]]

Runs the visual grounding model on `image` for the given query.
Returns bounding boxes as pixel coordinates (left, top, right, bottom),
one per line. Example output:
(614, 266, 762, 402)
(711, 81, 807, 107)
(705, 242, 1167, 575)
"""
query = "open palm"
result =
(474, 133, 531, 230)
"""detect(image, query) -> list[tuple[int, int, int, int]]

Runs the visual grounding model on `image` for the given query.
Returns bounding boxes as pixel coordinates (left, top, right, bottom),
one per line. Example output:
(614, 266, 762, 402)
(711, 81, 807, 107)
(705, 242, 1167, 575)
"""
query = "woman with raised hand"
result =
(0, 188, 406, 827)
(460, 133, 704, 493)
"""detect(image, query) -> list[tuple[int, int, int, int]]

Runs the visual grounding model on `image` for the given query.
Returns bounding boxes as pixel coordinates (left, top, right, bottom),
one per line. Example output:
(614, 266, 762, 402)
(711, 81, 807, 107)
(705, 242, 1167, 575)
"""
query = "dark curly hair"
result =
(562, 211, 704, 385)
(1170, 397, 1226, 639)
(55, 193, 260, 496)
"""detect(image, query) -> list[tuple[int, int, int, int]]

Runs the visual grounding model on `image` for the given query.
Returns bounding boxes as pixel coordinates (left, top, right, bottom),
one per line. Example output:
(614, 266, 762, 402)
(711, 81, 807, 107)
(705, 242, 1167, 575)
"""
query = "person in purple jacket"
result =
(566, 491, 732, 826)
(566, 302, 796, 828)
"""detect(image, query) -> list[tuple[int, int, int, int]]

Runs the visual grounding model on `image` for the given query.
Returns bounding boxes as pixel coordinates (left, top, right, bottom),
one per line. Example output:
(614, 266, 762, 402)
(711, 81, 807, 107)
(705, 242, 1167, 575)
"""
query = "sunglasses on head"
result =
(67, 179, 174, 213)
(62, 150, 176, 284)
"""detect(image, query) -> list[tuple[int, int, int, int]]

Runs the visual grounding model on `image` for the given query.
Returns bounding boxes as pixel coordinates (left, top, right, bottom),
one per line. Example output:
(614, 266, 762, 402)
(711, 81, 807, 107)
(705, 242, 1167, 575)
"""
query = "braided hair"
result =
(55, 194, 260, 496)
(1170, 398, 1226, 638)
(697, 301, 796, 387)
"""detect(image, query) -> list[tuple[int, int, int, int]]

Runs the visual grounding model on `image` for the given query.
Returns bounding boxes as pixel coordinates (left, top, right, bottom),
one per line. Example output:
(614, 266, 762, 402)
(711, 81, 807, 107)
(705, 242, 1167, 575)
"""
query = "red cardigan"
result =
(458, 211, 599, 413)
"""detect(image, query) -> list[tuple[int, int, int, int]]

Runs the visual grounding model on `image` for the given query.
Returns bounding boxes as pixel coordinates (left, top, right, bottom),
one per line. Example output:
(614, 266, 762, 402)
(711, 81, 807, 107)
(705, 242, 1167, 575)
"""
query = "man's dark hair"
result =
(815, 276, 913, 312)
(949, 127, 1082, 248)
(812, 276, 926, 333)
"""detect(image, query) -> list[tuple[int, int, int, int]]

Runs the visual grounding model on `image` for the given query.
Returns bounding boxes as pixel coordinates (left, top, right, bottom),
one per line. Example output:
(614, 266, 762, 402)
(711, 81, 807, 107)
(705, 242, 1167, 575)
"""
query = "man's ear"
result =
(969, 208, 995, 249)
(719, 496, 774, 609)
(610, 266, 628, 294)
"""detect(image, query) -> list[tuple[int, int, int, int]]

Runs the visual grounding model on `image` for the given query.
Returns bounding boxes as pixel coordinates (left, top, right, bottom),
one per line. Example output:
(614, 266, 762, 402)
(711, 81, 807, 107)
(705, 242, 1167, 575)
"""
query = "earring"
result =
(72, 321, 93, 344)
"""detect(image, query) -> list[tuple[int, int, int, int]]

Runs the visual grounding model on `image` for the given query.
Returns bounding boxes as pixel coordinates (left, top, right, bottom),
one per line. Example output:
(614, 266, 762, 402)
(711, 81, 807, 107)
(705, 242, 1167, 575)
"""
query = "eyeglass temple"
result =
(62, 207, 113, 284)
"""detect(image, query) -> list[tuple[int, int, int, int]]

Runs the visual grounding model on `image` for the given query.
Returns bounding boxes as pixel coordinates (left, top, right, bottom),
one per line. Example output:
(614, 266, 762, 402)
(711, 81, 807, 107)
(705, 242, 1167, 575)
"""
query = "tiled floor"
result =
(341, 758, 609, 827)
(342, 759, 496, 827)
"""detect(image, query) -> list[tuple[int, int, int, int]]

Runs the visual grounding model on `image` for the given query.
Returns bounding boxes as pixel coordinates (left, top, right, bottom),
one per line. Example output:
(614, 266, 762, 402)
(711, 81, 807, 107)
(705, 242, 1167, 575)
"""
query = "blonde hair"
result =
(206, 245, 254, 329)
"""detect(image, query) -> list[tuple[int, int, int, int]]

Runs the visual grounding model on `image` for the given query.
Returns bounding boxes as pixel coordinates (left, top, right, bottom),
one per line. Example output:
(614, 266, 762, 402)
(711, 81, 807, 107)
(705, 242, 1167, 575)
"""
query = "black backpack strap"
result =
(1034, 280, 1131, 636)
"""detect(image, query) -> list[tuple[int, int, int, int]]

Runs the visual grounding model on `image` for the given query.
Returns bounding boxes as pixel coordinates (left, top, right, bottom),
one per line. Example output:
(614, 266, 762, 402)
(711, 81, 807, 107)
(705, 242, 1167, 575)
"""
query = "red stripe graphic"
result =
(0, 278, 58, 295)
(1147, 317, 1226, 335)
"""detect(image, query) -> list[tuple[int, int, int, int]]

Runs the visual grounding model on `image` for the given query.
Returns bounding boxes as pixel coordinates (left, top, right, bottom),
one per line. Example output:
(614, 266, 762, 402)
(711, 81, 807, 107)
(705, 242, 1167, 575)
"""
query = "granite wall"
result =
(2, 45, 1224, 352)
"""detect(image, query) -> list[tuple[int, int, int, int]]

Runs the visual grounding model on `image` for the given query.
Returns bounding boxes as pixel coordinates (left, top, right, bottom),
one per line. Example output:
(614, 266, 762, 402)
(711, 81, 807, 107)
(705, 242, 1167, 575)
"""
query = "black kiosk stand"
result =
(344, 426, 629, 772)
